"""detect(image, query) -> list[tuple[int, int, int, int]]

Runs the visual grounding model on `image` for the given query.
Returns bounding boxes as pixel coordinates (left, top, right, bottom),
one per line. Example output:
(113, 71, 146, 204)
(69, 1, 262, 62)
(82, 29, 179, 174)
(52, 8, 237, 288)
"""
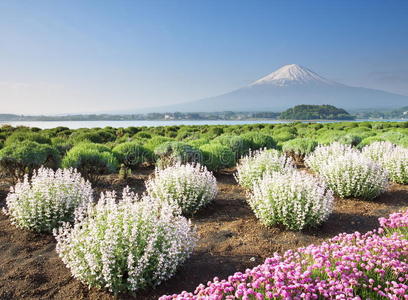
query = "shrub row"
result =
(0, 135, 277, 181)
(1, 121, 408, 181)
(235, 141, 407, 231)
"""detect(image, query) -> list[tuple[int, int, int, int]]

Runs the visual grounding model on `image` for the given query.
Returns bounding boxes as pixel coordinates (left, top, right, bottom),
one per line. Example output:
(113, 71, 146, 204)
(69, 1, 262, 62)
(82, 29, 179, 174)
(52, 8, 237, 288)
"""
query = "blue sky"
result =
(0, 0, 407, 114)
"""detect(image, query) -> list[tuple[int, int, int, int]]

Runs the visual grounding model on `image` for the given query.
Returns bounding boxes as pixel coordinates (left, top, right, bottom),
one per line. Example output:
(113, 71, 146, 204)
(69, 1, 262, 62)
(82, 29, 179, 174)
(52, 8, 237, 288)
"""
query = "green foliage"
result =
(62, 143, 118, 182)
(273, 125, 297, 135)
(400, 121, 408, 128)
(279, 105, 355, 120)
(240, 132, 277, 150)
(1, 121, 408, 179)
(81, 142, 112, 152)
(271, 127, 297, 147)
(187, 138, 210, 148)
(207, 126, 224, 137)
(133, 131, 152, 139)
(143, 136, 174, 151)
(337, 134, 363, 146)
(358, 136, 385, 148)
(43, 126, 71, 138)
(112, 142, 152, 169)
(123, 126, 141, 135)
(51, 137, 73, 156)
(199, 143, 236, 171)
(273, 132, 296, 147)
(69, 130, 116, 144)
(397, 137, 408, 147)
(174, 127, 201, 141)
(380, 131, 406, 144)
(5, 131, 51, 146)
(154, 141, 202, 168)
(0, 141, 60, 181)
(282, 138, 318, 163)
(213, 135, 251, 158)
(315, 130, 344, 145)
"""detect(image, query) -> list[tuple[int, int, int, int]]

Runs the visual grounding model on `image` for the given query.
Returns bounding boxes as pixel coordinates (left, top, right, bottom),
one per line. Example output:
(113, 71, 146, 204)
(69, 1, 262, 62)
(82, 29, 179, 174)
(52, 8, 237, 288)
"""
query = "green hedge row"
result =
(0, 121, 407, 181)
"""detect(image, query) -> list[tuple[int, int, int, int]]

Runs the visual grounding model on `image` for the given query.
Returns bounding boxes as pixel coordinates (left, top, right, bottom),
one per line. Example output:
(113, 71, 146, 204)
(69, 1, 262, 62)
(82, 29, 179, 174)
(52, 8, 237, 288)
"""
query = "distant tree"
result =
(279, 104, 355, 120)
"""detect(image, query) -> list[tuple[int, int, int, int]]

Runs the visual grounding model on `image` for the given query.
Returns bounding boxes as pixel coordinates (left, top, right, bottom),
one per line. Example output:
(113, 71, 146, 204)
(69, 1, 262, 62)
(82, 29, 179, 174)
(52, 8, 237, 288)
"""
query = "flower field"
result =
(161, 211, 408, 299)
(0, 122, 407, 299)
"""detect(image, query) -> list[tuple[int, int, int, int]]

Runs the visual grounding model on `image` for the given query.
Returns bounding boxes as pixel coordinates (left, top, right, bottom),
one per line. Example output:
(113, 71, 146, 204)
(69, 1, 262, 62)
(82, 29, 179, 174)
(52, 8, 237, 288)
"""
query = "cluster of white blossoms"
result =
(54, 188, 196, 293)
(3, 167, 93, 232)
(235, 149, 294, 190)
(249, 171, 333, 231)
(361, 141, 395, 162)
(318, 151, 388, 200)
(146, 163, 217, 215)
(305, 142, 358, 173)
(362, 141, 408, 184)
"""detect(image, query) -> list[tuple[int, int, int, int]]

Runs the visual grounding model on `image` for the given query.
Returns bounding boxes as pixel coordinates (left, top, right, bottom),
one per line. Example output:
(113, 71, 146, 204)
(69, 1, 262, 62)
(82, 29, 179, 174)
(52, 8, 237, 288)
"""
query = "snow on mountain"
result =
(250, 64, 336, 86)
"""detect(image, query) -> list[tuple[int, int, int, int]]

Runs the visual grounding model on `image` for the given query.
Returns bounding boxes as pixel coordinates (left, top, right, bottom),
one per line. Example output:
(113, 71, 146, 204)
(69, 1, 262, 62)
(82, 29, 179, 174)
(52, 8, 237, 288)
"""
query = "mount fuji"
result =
(144, 64, 408, 112)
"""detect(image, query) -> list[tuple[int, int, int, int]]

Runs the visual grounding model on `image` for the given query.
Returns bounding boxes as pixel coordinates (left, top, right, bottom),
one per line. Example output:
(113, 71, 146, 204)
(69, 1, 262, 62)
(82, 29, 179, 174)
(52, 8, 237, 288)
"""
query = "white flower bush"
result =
(54, 188, 196, 293)
(249, 171, 333, 231)
(3, 167, 93, 232)
(362, 141, 408, 184)
(145, 163, 217, 215)
(305, 142, 358, 173)
(382, 150, 408, 184)
(235, 149, 294, 190)
(319, 152, 388, 200)
(361, 141, 395, 162)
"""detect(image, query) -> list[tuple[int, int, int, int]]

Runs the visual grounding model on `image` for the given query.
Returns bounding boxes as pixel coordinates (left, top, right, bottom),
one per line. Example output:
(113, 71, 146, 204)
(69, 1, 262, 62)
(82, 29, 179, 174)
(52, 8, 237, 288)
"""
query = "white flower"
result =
(362, 141, 408, 184)
(235, 149, 294, 190)
(318, 152, 388, 200)
(3, 167, 93, 232)
(305, 142, 358, 173)
(146, 163, 217, 215)
(249, 170, 333, 231)
(54, 187, 196, 293)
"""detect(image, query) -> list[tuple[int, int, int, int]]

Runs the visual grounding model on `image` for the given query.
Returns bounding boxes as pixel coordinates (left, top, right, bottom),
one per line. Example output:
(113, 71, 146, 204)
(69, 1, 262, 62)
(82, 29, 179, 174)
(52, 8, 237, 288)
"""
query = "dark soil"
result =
(0, 169, 407, 300)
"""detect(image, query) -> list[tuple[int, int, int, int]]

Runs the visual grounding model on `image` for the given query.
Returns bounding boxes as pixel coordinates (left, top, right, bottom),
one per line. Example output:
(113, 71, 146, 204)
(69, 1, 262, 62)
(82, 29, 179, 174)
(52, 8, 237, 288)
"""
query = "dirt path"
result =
(0, 171, 407, 300)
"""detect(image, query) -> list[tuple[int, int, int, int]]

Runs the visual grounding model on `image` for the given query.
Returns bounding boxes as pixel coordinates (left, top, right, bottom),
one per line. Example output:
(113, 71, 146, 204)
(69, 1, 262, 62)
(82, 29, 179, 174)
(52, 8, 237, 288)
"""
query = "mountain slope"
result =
(142, 64, 408, 112)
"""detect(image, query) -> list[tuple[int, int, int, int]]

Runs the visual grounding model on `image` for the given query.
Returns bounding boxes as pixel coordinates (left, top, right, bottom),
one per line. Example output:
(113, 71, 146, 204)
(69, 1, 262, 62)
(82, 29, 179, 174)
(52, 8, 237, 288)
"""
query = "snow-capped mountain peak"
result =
(138, 63, 408, 113)
(250, 64, 335, 86)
